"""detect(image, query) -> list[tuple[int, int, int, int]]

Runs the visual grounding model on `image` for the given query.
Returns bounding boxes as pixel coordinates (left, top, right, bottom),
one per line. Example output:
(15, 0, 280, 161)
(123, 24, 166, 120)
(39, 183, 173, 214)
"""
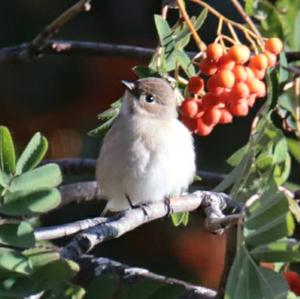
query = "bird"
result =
(96, 77, 196, 213)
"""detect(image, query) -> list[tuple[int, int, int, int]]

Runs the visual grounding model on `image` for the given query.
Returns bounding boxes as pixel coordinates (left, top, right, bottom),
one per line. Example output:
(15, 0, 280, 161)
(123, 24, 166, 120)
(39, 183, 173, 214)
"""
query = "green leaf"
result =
(245, 212, 294, 248)
(85, 274, 119, 299)
(175, 49, 196, 77)
(251, 239, 300, 262)
(287, 138, 300, 163)
(0, 169, 10, 188)
(133, 66, 160, 78)
(32, 260, 79, 291)
(171, 212, 189, 226)
(244, 0, 257, 15)
(88, 117, 116, 138)
(273, 137, 288, 163)
(9, 163, 62, 193)
(0, 222, 35, 248)
(16, 132, 48, 175)
(0, 249, 32, 275)
(279, 52, 289, 84)
(227, 144, 249, 167)
(0, 126, 16, 174)
(1, 188, 61, 216)
(225, 246, 288, 299)
(24, 247, 60, 269)
(154, 15, 175, 57)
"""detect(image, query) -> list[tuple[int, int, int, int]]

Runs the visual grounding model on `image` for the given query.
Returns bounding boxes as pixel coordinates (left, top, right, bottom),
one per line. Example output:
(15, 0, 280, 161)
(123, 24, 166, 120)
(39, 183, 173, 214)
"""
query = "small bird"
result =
(96, 77, 196, 213)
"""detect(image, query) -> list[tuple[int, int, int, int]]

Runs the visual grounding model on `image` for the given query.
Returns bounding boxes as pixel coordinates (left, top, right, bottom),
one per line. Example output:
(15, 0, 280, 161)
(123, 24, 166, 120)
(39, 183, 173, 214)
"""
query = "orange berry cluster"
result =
(181, 37, 283, 136)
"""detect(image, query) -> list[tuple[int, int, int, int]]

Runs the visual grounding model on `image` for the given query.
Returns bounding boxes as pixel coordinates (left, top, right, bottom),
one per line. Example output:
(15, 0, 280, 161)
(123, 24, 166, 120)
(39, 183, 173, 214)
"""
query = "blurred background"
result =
(0, 0, 297, 291)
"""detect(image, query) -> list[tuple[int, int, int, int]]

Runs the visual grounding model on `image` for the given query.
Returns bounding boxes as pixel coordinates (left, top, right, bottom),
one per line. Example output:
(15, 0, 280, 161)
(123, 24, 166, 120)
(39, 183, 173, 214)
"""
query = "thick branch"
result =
(60, 191, 233, 260)
(77, 255, 217, 299)
(0, 40, 299, 64)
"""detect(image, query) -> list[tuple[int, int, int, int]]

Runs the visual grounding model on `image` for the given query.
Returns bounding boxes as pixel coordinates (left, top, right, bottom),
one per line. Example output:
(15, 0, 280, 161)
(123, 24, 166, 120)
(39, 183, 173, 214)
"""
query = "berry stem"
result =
(227, 23, 241, 45)
(294, 77, 300, 137)
(190, 0, 261, 45)
(176, 0, 206, 51)
(229, 0, 264, 47)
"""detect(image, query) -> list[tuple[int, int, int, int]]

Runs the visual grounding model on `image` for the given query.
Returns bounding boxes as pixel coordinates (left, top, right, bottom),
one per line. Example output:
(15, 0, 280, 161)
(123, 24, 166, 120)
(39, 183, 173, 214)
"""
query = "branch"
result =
(0, 40, 299, 64)
(60, 191, 234, 260)
(76, 255, 217, 299)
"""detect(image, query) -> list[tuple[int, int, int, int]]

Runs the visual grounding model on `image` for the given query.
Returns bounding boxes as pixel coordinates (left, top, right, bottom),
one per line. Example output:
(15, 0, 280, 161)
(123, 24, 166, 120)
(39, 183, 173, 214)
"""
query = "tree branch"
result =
(0, 40, 299, 64)
(76, 255, 217, 299)
(59, 191, 234, 260)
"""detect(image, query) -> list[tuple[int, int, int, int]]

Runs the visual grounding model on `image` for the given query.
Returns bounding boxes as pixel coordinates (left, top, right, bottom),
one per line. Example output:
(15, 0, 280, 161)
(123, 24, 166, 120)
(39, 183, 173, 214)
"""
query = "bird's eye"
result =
(145, 94, 155, 103)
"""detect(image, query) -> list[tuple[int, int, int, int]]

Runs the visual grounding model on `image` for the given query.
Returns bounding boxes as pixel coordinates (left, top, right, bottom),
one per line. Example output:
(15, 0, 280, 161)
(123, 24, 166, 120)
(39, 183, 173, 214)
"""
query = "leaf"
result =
(175, 49, 196, 77)
(84, 274, 119, 299)
(226, 144, 249, 166)
(225, 246, 288, 299)
(1, 188, 61, 216)
(9, 163, 62, 193)
(287, 138, 300, 163)
(24, 247, 60, 269)
(279, 52, 289, 84)
(0, 249, 32, 275)
(133, 66, 160, 78)
(0, 126, 16, 174)
(0, 169, 10, 188)
(0, 222, 35, 248)
(250, 239, 300, 262)
(88, 117, 116, 138)
(32, 260, 79, 291)
(245, 0, 257, 15)
(154, 15, 175, 58)
(16, 132, 48, 175)
(171, 212, 189, 226)
(273, 137, 288, 164)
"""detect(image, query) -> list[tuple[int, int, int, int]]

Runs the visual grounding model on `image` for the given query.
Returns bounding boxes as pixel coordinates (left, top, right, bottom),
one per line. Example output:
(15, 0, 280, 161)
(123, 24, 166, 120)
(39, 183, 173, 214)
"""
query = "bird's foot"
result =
(164, 196, 174, 218)
(125, 194, 149, 217)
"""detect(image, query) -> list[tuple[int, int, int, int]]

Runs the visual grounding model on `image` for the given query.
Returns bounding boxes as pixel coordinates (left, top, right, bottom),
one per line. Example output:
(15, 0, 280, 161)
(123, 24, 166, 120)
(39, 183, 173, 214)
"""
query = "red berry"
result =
(217, 54, 235, 71)
(213, 70, 235, 89)
(249, 54, 268, 70)
(188, 76, 204, 94)
(196, 118, 214, 136)
(199, 58, 218, 75)
(219, 108, 233, 124)
(265, 38, 283, 55)
(264, 51, 277, 67)
(231, 82, 250, 99)
(181, 116, 197, 132)
(206, 43, 224, 61)
(202, 93, 223, 109)
(283, 271, 300, 295)
(228, 45, 250, 64)
(232, 65, 248, 82)
(229, 100, 249, 116)
(181, 98, 198, 118)
(202, 108, 222, 125)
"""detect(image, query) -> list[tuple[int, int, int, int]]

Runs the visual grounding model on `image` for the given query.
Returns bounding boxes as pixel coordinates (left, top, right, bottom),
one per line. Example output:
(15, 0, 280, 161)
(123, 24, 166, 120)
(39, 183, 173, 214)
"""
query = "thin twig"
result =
(60, 191, 232, 260)
(77, 255, 217, 299)
(18, 0, 91, 62)
(35, 216, 107, 240)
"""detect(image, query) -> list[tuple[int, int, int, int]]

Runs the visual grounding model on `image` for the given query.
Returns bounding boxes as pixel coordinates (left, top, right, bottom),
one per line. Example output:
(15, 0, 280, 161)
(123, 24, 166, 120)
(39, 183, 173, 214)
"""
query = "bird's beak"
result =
(122, 80, 135, 91)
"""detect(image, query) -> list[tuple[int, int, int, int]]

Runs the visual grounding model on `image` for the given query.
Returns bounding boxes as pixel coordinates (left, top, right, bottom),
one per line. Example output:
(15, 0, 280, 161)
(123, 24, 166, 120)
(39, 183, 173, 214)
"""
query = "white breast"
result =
(96, 115, 196, 212)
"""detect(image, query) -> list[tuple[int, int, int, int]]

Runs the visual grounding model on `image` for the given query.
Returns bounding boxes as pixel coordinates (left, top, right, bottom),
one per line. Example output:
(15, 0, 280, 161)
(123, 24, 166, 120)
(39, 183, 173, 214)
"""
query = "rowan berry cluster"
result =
(181, 37, 283, 136)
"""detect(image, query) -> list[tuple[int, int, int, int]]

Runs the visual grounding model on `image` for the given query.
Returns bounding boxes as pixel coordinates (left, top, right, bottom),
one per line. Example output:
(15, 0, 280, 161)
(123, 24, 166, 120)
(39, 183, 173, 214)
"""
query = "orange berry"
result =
(203, 108, 222, 125)
(228, 45, 250, 64)
(247, 94, 256, 107)
(231, 82, 250, 99)
(245, 67, 255, 79)
(214, 70, 235, 89)
(217, 54, 235, 71)
(196, 118, 214, 136)
(247, 77, 264, 94)
(249, 54, 268, 70)
(219, 108, 233, 124)
(181, 116, 197, 132)
(181, 98, 198, 118)
(202, 93, 223, 109)
(252, 67, 266, 80)
(232, 65, 248, 82)
(216, 90, 230, 104)
(206, 43, 224, 61)
(229, 100, 249, 116)
(188, 76, 204, 94)
(199, 58, 218, 76)
(256, 81, 266, 98)
(264, 51, 277, 67)
(207, 76, 224, 94)
(265, 37, 283, 55)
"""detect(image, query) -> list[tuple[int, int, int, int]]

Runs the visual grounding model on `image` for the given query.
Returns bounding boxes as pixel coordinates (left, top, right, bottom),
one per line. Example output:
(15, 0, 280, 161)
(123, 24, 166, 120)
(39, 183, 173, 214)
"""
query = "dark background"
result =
(0, 0, 288, 290)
